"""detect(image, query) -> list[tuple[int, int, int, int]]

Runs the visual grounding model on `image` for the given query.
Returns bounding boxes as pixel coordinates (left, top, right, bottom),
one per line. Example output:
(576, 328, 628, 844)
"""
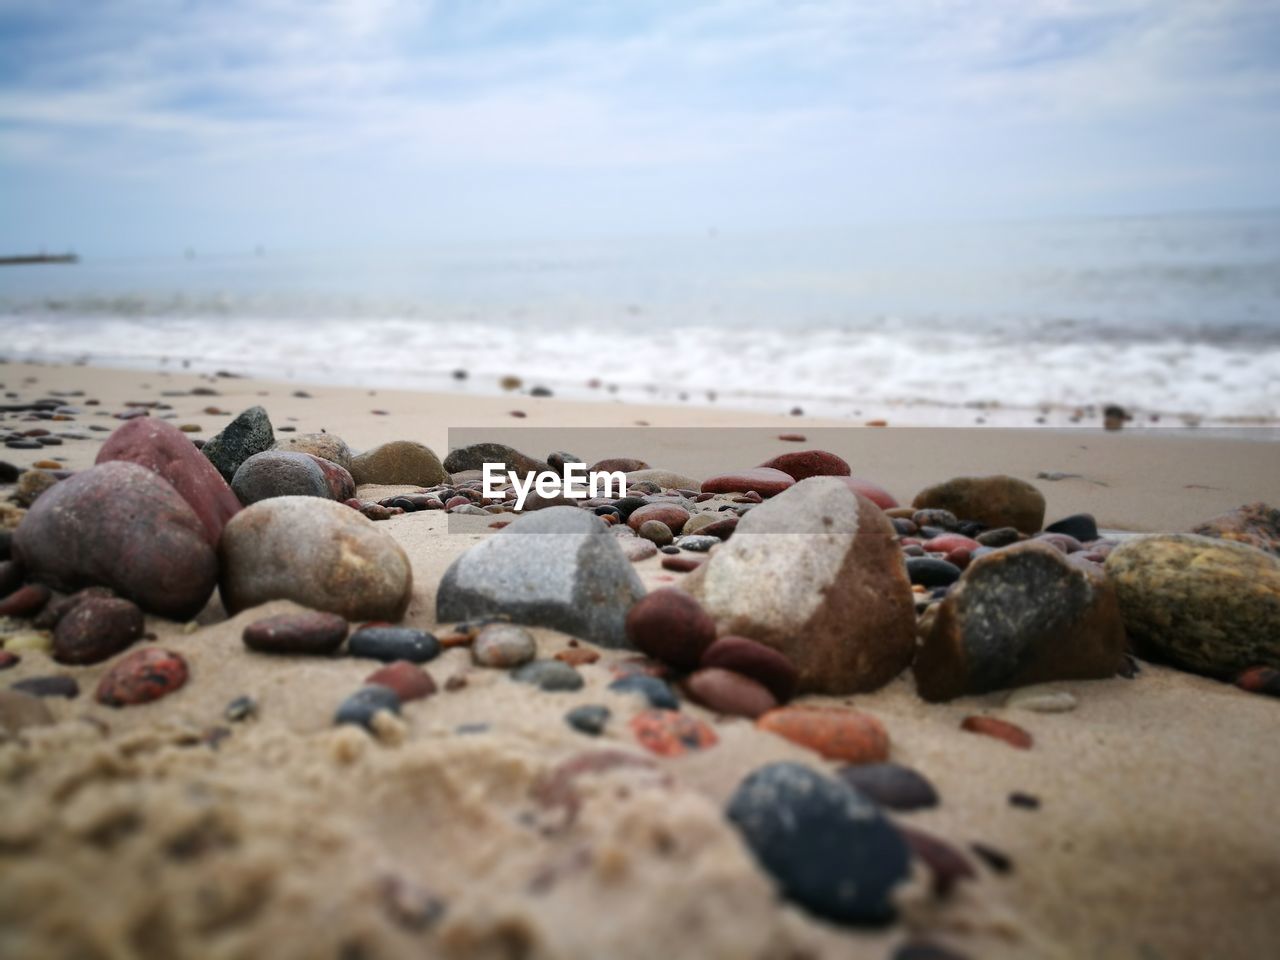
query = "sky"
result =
(1, 0, 1279, 255)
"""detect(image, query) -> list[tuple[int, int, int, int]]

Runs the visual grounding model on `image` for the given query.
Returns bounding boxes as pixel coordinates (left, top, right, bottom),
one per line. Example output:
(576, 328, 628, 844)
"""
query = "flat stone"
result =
(1004, 686, 1078, 713)
(1106, 534, 1280, 677)
(565, 704, 610, 735)
(835, 762, 939, 811)
(335, 685, 401, 729)
(242, 610, 349, 655)
(512, 659, 584, 691)
(12, 675, 79, 698)
(443, 442, 548, 476)
(914, 541, 1126, 701)
(52, 596, 145, 664)
(436, 507, 644, 648)
(627, 503, 690, 533)
(685, 668, 777, 718)
(684, 477, 916, 694)
(348, 626, 440, 663)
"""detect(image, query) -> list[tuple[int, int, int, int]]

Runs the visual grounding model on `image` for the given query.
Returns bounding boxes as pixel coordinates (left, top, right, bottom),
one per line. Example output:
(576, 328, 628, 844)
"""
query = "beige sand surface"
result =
(1, 361, 1278, 959)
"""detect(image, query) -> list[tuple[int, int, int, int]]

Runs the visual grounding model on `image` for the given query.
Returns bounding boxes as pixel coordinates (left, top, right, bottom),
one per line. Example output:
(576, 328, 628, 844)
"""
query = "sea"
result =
(2, 210, 1279, 427)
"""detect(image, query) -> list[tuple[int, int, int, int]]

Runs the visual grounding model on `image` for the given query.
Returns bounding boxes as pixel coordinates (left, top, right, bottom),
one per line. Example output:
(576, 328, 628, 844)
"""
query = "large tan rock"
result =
(351, 441, 447, 487)
(912, 475, 1045, 534)
(219, 497, 413, 621)
(683, 477, 914, 694)
(913, 541, 1126, 702)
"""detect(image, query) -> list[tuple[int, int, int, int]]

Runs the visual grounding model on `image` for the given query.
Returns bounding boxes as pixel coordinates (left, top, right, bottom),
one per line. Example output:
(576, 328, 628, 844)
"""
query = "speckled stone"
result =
(201, 405, 274, 482)
(1106, 534, 1280, 677)
(471, 623, 537, 668)
(512, 659, 584, 691)
(1191, 502, 1280, 556)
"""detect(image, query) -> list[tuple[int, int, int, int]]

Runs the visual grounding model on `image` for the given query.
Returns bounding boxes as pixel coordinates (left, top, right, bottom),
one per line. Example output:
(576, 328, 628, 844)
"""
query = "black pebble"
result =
(1045, 513, 1099, 543)
(608, 674, 679, 710)
(334, 685, 401, 729)
(970, 842, 1013, 874)
(348, 626, 440, 663)
(726, 762, 910, 926)
(1009, 791, 1040, 810)
(565, 704, 610, 736)
(976, 527, 1020, 548)
(612, 497, 648, 521)
(12, 675, 79, 698)
(0, 461, 19, 483)
(225, 695, 258, 722)
(892, 941, 971, 960)
(906, 557, 962, 588)
(660, 545, 680, 554)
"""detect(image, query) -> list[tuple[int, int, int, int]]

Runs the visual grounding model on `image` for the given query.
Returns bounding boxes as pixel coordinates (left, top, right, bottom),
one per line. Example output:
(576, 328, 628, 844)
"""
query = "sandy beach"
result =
(2, 360, 1278, 960)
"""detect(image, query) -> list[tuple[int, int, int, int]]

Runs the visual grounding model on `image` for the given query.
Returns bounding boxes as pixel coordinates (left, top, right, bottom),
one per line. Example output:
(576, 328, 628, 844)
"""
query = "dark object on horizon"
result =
(1103, 404, 1130, 431)
(0, 252, 78, 266)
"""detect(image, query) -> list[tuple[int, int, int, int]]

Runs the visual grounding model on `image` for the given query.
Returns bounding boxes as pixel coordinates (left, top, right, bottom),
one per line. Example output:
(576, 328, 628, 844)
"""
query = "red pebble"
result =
(0, 583, 51, 618)
(624, 588, 716, 670)
(366, 661, 436, 702)
(836, 476, 898, 510)
(900, 826, 977, 897)
(96, 648, 188, 707)
(757, 706, 889, 763)
(943, 548, 971, 569)
(700, 635, 798, 702)
(776, 434, 806, 442)
(0, 651, 19, 670)
(960, 715, 1033, 749)
(1236, 666, 1280, 698)
(630, 709, 718, 756)
(924, 534, 981, 554)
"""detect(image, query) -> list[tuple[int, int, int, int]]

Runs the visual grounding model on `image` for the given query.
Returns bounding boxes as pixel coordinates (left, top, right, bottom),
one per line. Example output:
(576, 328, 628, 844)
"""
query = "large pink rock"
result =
(97, 418, 240, 545)
(14, 462, 218, 620)
(758, 450, 851, 481)
(701, 468, 796, 499)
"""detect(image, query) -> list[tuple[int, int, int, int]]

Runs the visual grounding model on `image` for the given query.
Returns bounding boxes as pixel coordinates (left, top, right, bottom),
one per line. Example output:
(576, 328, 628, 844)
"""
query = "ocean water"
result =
(2, 211, 1279, 425)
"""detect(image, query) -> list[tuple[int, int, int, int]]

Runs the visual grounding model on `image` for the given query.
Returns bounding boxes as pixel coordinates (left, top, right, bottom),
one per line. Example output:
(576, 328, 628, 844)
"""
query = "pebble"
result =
(0, 583, 51, 617)
(555, 647, 599, 666)
(1192, 501, 1280, 556)
(617, 538, 658, 562)
(12, 674, 80, 698)
(892, 941, 971, 960)
(913, 475, 1046, 534)
(14, 470, 58, 506)
(96, 648, 188, 706)
(685, 668, 778, 718)
(14, 462, 217, 620)
(699, 635, 799, 702)
(1106, 534, 1280, 678)
(757, 449, 851, 481)
(1235, 666, 1280, 697)
(629, 708, 717, 755)
(757, 706, 890, 763)
(834, 476, 899, 510)
(436, 507, 643, 649)
(836, 763, 939, 810)
(471, 623, 537, 668)
(242, 610, 349, 655)
(976, 526, 1020, 548)
(899, 826, 977, 897)
(351, 440, 448, 486)
(231, 450, 335, 504)
(960, 715, 1033, 749)
(970, 842, 1014, 875)
(348, 625, 441, 663)
(220, 497, 414, 621)
(636, 519, 673, 546)
(95, 417, 242, 544)
(627, 503, 690, 533)
(225, 695, 258, 721)
(700, 468, 796, 498)
(52, 596, 145, 664)
(608, 673, 680, 709)
(274, 432, 354, 470)
(684, 477, 915, 694)
(1004, 687, 1078, 712)
(0, 651, 18, 670)
(911, 509, 959, 531)
(335, 685, 401, 729)
(726, 762, 910, 925)
(1009, 791, 1041, 809)
(624, 588, 717, 670)
(906, 557, 961, 587)
(200, 405, 274, 482)
(661, 555, 703, 572)
(565, 704, 610, 736)
(366, 661, 437, 702)
(512, 659, 584, 691)
(1045, 512, 1099, 543)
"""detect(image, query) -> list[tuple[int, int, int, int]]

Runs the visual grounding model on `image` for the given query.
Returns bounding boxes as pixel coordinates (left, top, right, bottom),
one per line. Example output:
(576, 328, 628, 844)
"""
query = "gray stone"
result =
(512, 659, 584, 691)
(443, 442, 549, 477)
(202, 406, 274, 482)
(231, 450, 331, 504)
(436, 506, 644, 648)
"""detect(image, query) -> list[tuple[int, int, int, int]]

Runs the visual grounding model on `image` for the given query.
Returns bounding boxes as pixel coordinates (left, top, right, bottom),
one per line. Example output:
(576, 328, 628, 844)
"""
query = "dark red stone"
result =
(0, 582, 50, 617)
(661, 556, 703, 573)
(304, 454, 356, 500)
(700, 634, 799, 702)
(242, 611, 349, 655)
(624, 588, 717, 670)
(900, 827, 977, 897)
(699, 516, 738, 540)
(0, 651, 18, 669)
(53, 596, 145, 664)
(758, 450, 851, 481)
(96, 647, 189, 707)
(685, 668, 778, 718)
(366, 660, 437, 702)
(96, 418, 241, 545)
(700, 468, 796, 499)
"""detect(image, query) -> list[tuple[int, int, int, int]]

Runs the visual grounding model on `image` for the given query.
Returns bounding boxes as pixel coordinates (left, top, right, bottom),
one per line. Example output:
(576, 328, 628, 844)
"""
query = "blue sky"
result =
(2, 0, 1278, 255)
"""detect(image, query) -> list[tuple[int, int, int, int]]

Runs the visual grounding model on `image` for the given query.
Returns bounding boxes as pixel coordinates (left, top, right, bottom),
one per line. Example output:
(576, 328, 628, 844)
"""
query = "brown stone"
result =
(700, 468, 796, 499)
(52, 596, 145, 665)
(685, 668, 778, 718)
(912, 475, 1046, 534)
(627, 502, 691, 533)
(700, 634, 799, 702)
(1191, 502, 1280, 556)
(624, 588, 717, 670)
(756, 706, 890, 763)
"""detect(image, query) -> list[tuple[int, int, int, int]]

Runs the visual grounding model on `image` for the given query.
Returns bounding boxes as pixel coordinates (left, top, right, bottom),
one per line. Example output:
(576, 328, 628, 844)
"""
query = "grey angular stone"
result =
(436, 506, 644, 648)
(202, 406, 274, 482)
